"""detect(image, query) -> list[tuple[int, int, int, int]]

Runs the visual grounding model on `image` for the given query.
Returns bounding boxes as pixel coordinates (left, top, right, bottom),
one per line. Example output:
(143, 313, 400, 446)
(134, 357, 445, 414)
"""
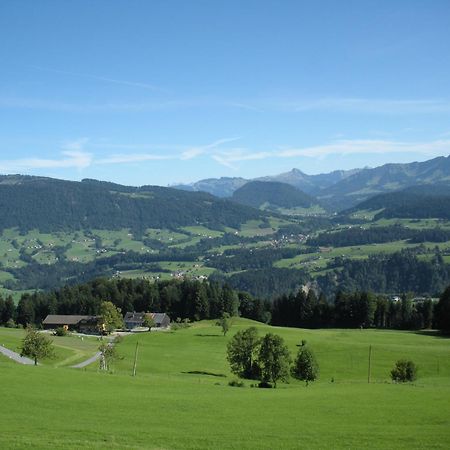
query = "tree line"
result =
(1, 277, 449, 333)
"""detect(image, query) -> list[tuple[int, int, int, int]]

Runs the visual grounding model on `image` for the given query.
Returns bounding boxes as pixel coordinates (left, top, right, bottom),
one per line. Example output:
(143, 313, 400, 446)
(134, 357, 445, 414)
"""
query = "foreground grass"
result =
(0, 363, 449, 449)
(1, 320, 449, 449)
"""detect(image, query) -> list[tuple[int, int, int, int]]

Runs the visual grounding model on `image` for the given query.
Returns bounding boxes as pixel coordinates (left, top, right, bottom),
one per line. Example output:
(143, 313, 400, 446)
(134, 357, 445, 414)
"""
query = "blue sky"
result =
(1, 0, 450, 186)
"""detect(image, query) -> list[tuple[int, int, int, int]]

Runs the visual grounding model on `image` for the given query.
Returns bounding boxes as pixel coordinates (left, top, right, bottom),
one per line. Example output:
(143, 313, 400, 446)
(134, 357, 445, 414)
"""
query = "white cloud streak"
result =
(2, 94, 450, 115)
(2, 138, 449, 174)
(0, 150, 93, 172)
(29, 65, 166, 92)
(181, 137, 241, 160)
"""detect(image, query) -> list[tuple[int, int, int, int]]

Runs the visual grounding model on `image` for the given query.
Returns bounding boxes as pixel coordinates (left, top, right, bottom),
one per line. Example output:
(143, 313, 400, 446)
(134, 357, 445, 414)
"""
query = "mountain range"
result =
(173, 155, 450, 211)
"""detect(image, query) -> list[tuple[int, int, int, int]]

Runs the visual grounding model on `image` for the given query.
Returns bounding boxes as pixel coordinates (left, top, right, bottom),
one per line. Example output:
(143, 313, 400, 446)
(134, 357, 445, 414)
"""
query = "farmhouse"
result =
(42, 315, 100, 334)
(124, 312, 171, 330)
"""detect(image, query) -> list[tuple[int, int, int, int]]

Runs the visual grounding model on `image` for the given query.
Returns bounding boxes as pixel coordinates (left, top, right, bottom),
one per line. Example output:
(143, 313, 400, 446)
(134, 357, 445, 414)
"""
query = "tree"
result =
(99, 301, 123, 333)
(217, 312, 232, 336)
(227, 327, 260, 379)
(143, 314, 155, 331)
(390, 359, 417, 382)
(257, 333, 291, 388)
(21, 327, 54, 365)
(292, 341, 319, 385)
(98, 342, 119, 371)
(2, 296, 16, 324)
(436, 285, 450, 333)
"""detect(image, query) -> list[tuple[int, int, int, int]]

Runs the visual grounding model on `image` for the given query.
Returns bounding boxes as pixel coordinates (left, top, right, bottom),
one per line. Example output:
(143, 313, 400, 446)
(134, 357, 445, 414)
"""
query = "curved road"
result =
(71, 351, 102, 369)
(0, 345, 35, 365)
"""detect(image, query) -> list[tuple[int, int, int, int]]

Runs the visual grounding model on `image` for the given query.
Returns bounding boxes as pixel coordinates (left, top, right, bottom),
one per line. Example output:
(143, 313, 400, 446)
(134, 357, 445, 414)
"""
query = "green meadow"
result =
(1, 319, 449, 449)
(0, 327, 101, 367)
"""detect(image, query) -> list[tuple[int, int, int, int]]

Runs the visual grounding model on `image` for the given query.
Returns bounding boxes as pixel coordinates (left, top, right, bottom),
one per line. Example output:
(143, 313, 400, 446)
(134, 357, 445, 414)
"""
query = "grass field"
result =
(0, 320, 449, 449)
(0, 327, 102, 367)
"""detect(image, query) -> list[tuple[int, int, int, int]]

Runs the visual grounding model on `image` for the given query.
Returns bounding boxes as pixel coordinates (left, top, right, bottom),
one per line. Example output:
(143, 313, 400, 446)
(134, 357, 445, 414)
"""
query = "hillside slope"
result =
(346, 184, 450, 220)
(0, 176, 261, 232)
(231, 181, 318, 211)
(320, 155, 450, 210)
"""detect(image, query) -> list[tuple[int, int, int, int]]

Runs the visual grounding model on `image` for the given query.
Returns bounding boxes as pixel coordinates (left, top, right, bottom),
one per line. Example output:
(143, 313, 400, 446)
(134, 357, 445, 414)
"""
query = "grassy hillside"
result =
(0, 327, 101, 367)
(0, 320, 449, 449)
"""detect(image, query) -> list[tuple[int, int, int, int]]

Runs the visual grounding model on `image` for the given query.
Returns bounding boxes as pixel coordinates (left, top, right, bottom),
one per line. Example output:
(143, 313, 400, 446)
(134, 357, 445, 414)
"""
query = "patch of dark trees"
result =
(347, 188, 450, 221)
(316, 249, 450, 298)
(308, 225, 450, 248)
(207, 247, 309, 272)
(271, 290, 435, 330)
(210, 268, 308, 300)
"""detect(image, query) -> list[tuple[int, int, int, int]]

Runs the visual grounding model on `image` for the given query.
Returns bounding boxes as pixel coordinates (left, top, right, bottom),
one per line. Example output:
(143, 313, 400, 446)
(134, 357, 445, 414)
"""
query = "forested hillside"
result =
(0, 176, 261, 232)
(231, 181, 318, 210)
(347, 185, 450, 220)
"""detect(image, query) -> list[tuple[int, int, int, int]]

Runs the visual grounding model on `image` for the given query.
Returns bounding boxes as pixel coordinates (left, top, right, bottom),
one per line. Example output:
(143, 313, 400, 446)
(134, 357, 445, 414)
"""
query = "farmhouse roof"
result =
(151, 313, 169, 324)
(124, 312, 145, 321)
(42, 315, 97, 325)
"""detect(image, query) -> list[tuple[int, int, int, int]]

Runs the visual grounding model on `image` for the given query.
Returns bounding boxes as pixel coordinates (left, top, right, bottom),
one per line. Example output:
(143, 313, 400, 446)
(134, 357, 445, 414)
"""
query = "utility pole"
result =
(132, 341, 139, 377)
(367, 345, 372, 384)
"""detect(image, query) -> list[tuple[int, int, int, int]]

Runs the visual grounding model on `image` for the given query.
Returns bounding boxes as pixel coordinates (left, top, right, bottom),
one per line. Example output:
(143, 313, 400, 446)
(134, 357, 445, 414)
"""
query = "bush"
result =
(54, 327, 68, 336)
(391, 359, 417, 382)
(5, 318, 16, 328)
(228, 379, 245, 388)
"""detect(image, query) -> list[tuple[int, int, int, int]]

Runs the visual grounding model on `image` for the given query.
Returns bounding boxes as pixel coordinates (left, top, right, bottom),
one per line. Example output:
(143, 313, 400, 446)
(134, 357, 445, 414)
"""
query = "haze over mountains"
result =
(174, 155, 450, 211)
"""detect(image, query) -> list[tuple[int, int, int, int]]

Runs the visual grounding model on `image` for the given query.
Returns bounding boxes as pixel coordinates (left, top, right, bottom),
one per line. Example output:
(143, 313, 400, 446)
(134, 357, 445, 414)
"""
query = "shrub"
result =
(54, 327, 68, 336)
(391, 359, 417, 382)
(5, 318, 16, 328)
(228, 379, 245, 388)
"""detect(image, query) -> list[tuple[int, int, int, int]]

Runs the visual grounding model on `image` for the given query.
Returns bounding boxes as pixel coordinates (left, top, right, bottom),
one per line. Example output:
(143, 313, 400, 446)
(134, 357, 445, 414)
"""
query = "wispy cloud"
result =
(96, 153, 174, 164)
(201, 138, 450, 168)
(212, 149, 273, 169)
(2, 137, 449, 175)
(181, 137, 241, 160)
(278, 139, 450, 158)
(294, 98, 450, 114)
(0, 150, 93, 172)
(29, 65, 167, 93)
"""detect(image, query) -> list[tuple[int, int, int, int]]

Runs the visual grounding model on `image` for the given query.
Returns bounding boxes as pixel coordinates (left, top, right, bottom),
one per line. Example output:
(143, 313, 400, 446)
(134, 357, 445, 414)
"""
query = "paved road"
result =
(0, 345, 36, 365)
(71, 351, 102, 369)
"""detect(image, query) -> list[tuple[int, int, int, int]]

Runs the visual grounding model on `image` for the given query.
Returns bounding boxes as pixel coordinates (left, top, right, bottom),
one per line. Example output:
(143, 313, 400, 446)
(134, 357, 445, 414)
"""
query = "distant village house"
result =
(124, 312, 170, 330)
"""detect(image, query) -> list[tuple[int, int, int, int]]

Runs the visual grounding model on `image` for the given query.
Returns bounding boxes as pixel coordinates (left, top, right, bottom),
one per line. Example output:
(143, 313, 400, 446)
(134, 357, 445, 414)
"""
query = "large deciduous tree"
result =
(257, 333, 291, 388)
(99, 301, 123, 333)
(21, 327, 54, 365)
(227, 327, 260, 379)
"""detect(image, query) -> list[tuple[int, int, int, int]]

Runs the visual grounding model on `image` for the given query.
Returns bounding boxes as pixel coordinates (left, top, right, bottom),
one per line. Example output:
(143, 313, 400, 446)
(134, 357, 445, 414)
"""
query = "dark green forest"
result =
(0, 176, 261, 233)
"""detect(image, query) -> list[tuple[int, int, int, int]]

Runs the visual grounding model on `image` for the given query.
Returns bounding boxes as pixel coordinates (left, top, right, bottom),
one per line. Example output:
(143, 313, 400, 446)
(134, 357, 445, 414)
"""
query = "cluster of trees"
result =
(308, 225, 450, 248)
(207, 247, 302, 272)
(227, 327, 318, 387)
(317, 249, 450, 298)
(8, 278, 245, 327)
(272, 290, 435, 330)
(211, 268, 307, 299)
(0, 295, 16, 327)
